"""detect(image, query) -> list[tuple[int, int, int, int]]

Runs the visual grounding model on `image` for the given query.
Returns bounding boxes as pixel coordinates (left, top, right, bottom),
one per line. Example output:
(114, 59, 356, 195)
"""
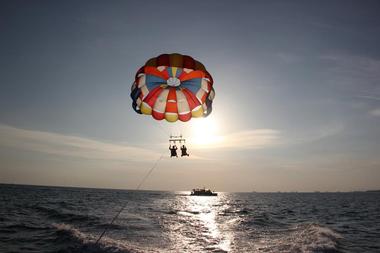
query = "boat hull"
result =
(190, 193, 217, 196)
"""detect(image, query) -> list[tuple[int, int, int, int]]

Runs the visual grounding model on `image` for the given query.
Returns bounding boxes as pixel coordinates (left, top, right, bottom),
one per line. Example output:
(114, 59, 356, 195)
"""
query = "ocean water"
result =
(0, 184, 379, 253)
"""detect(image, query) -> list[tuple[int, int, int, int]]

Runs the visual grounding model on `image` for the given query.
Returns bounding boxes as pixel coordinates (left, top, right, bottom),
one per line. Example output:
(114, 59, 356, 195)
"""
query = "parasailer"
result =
(169, 144, 178, 158)
(130, 53, 215, 122)
(180, 145, 189, 157)
(168, 135, 188, 157)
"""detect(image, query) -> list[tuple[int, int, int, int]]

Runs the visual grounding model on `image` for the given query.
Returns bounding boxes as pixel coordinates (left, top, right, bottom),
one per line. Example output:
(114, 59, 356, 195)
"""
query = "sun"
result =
(190, 117, 224, 148)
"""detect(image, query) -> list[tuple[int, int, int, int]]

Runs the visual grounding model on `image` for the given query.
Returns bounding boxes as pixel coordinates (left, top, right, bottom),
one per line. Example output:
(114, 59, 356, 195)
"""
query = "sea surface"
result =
(0, 184, 379, 253)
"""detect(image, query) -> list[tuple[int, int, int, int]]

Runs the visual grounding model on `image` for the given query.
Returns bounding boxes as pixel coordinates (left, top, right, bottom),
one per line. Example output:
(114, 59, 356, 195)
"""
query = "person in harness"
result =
(169, 145, 178, 158)
(180, 145, 189, 157)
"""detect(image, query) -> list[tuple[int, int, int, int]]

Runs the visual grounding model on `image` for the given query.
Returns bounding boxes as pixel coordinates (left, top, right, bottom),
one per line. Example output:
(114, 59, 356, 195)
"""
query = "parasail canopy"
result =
(131, 53, 215, 122)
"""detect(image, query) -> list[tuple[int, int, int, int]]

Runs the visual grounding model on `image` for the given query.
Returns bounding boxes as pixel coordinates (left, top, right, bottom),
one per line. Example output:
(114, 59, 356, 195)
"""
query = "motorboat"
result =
(190, 188, 217, 196)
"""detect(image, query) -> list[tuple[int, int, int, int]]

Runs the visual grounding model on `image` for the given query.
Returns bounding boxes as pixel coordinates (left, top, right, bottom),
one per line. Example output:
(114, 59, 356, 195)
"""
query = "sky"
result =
(0, 0, 379, 192)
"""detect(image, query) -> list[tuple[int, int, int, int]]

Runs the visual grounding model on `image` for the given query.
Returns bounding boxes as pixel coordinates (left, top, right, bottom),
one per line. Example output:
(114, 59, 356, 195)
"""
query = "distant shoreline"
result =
(1, 183, 379, 193)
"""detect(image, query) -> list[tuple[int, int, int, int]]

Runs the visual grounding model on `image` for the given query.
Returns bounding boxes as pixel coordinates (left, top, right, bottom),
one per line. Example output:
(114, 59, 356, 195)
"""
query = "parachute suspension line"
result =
(156, 121, 170, 136)
(95, 151, 165, 245)
(155, 122, 185, 147)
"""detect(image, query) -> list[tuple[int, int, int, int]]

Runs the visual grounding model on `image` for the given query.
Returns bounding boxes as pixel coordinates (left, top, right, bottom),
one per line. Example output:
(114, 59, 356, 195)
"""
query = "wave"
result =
(289, 223, 342, 253)
(221, 207, 253, 216)
(165, 210, 178, 215)
(96, 222, 126, 230)
(33, 205, 99, 223)
(52, 223, 157, 253)
(0, 223, 50, 232)
(178, 210, 201, 215)
(222, 209, 286, 228)
(256, 223, 343, 253)
(166, 209, 203, 215)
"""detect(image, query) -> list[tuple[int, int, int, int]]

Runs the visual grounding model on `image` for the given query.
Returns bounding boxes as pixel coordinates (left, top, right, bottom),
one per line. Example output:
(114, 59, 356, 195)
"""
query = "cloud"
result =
(191, 129, 281, 150)
(369, 108, 380, 117)
(276, 52, 301, 64)
(321, 54, 380, 116)
(320, 54, 380, 99)
(356, 95, 380, 101)
(321, 54, 380, 80)
(0, 124, 160, 162)
(189, 124, 344, 151)
(290, 123, 344, 145)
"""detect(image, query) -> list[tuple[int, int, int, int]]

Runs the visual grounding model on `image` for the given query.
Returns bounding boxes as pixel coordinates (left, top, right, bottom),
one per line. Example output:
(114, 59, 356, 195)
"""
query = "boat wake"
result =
(1, 185, 377, 253)
(52, 223, 154, 253)
(254, 223, 343, 253)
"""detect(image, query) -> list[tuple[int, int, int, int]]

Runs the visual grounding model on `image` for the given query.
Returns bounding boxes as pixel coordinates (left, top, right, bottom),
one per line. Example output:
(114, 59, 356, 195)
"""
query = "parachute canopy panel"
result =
(131, 53, 215, 122)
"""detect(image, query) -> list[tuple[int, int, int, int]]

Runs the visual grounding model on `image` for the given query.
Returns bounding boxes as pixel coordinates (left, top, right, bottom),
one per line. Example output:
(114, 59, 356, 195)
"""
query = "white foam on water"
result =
(255, 223, 343, 253)
(289, 223, 342, 252)
(52, 223, 159, 253)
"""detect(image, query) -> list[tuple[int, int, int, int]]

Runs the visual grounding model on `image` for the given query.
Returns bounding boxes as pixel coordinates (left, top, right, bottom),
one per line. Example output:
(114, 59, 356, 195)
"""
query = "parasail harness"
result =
(169, 134, 186, 145)
(169, 134, 190, 157)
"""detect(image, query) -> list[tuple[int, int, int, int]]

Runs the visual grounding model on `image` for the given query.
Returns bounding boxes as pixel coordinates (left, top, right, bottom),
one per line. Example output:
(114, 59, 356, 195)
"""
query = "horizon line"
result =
(1, 182, 379, 194)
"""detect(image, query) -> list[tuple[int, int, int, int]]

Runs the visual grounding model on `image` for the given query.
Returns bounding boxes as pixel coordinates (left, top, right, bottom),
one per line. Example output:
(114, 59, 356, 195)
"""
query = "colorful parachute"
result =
(131, 53, 215, 122)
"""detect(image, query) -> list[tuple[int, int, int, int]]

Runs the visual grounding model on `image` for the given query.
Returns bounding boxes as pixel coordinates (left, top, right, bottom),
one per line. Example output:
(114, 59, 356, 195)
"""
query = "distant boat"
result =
(190, 188, 217, 196)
